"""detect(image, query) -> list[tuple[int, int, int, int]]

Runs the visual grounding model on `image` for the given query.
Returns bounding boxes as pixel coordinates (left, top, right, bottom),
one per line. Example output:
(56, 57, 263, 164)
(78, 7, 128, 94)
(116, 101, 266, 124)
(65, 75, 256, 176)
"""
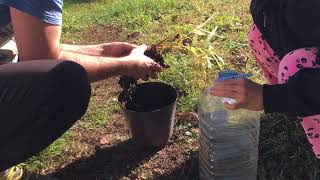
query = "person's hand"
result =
(99, 42, 137, 57)
(120, 44, 163, 80)
(210, 78, 264, 111)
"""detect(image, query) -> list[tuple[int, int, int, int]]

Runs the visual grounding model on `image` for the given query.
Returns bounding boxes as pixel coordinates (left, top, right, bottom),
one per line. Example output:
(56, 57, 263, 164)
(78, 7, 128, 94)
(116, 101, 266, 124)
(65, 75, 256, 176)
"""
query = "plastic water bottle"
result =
(198, 70, 261, 180)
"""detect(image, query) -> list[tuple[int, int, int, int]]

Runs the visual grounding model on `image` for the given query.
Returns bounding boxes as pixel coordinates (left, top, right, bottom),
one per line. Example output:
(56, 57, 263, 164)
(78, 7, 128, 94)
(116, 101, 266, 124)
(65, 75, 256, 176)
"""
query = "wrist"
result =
(93, 57, 127, 80)
(258, 85, 264, 111)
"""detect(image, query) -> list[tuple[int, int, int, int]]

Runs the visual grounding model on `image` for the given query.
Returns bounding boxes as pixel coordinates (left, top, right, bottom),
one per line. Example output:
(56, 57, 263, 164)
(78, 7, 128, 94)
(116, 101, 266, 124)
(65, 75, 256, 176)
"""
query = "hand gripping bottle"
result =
(198, 70, 261, 180)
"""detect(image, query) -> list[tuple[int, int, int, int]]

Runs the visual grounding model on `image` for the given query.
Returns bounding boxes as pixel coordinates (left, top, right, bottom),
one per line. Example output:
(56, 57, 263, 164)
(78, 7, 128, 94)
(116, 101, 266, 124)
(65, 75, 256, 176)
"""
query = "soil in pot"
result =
(125, 82, 177, 112)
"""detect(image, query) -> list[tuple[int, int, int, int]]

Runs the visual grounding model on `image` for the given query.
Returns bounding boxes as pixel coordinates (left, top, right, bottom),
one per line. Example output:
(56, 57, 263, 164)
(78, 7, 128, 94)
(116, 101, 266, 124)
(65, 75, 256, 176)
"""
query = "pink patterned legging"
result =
(249, 24, 320, 158)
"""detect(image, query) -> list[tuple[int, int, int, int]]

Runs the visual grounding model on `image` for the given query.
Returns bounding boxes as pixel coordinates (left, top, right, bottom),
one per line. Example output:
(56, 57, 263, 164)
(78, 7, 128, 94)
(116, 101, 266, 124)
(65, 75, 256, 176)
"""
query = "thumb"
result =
(122, 42, 138, 50)
(132, 44, 148, 54)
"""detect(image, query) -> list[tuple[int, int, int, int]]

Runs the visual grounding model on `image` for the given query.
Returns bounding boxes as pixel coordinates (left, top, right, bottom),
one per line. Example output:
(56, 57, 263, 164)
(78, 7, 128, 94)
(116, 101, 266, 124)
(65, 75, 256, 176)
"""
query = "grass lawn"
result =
(23, 0, 320, 179)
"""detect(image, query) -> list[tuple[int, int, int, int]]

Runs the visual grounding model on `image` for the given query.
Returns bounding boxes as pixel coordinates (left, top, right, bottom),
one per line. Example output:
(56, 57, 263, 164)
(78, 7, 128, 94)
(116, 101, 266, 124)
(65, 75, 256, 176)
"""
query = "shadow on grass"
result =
(154, 151, 199, 180)
(50, 140, 158, 180)
(258, 114, 320, 180)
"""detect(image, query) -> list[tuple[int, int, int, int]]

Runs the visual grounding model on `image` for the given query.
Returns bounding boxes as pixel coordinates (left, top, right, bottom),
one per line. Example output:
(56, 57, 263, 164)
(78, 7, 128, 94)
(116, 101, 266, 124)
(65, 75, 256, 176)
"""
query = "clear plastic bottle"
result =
(198, 70, 261, 180)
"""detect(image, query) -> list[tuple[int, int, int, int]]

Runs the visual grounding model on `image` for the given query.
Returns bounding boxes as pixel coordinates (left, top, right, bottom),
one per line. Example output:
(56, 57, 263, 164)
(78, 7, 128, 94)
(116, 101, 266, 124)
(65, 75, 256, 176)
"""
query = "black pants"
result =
(0, 60, 91, 171)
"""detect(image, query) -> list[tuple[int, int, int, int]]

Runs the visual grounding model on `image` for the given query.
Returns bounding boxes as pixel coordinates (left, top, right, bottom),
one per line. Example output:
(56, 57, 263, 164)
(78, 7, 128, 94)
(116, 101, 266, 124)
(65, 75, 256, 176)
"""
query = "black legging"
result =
(0, 60, 91, 171)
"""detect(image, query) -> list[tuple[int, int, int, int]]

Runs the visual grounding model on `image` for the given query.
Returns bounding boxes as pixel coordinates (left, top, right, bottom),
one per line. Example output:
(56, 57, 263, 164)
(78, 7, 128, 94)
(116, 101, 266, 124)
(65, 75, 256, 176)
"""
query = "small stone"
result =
(100, 137, 110, 145)
(185, 131, 192, 136)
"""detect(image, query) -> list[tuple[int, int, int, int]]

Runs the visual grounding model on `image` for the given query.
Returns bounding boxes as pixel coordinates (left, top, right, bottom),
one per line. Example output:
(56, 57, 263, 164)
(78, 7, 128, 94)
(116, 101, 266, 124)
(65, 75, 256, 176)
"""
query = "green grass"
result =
(80, 101, 121, 129)
(61, 0, 249, 112)
(23, 0, 320, 179)
(26, 133, 81, 171)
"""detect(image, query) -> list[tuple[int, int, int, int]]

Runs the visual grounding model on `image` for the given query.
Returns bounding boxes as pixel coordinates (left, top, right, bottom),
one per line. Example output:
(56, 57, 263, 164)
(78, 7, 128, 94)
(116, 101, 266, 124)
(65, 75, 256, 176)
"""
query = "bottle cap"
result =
(218, 70, 252, 81)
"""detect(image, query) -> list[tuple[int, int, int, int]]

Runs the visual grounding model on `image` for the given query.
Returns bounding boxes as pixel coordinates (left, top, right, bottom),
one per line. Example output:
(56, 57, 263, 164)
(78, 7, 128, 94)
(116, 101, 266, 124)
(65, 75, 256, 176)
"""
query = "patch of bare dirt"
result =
(176, 112, 199, 127)
(82, 25, 124, 44)
(73, 112, 129, 147)
(74, 129, 105, 146)
(91, 77, 120, 101)
(127, 32, 141, 42)
(48, 110, 200, 180)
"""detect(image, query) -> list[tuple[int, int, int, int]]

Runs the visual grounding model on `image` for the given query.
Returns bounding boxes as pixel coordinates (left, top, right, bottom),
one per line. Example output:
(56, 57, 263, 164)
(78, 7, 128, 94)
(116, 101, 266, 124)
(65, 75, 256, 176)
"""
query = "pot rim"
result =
(121, 81, 178, 113)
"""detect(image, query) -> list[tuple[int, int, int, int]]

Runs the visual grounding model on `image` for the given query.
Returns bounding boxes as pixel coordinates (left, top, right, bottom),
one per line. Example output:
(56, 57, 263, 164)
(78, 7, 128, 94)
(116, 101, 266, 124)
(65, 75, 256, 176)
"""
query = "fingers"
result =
(210, 78, 263, 111)
(131, 44, 163, 73)
(211, 78, 248, 94)
(123, 42, 138, 49)
(140, 67, 160, 81)
(210, 81, 241, 98)
(121, 43, 138, 56)
(224, 102, 241, 110)
(210, 79, 247, 110)
(150, 70, 158, 79)
(150, 62, 163, 72)
(211, 83, 238, 92)
(125, 44, 165, 80)
(215, 78, 246, 85)
(112, 42, 138, 49)
(210, 90, 238, 99)
(143, 67, 160, 81)
(142, 74, 150, 81)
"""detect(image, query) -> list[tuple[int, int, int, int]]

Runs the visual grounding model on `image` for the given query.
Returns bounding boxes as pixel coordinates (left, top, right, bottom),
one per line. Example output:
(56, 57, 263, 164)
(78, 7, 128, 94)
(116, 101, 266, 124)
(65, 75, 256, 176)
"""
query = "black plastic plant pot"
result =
(122, 82, 177, 148)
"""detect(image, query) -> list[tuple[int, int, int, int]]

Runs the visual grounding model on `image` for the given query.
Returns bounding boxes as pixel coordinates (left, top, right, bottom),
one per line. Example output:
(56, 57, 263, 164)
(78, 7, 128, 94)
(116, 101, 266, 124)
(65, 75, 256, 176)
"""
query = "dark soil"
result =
(125, 82, 177, 112)
(144, 46, 170, 68)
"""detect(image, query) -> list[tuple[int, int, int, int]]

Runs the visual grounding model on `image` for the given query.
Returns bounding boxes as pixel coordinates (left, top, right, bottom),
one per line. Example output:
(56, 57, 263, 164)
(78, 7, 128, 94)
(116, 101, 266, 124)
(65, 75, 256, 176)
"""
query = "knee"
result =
(248, 24, 260, 51)
(48, 60, 91, 118)
(278, 47, 319, 83)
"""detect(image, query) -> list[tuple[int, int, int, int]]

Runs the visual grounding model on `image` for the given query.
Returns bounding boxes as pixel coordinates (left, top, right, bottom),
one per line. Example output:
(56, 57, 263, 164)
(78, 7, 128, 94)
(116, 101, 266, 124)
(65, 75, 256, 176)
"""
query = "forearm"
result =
(60, 44, 103, 56)
(59, 50, 125, 82)
(263, 68, 320, 117)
